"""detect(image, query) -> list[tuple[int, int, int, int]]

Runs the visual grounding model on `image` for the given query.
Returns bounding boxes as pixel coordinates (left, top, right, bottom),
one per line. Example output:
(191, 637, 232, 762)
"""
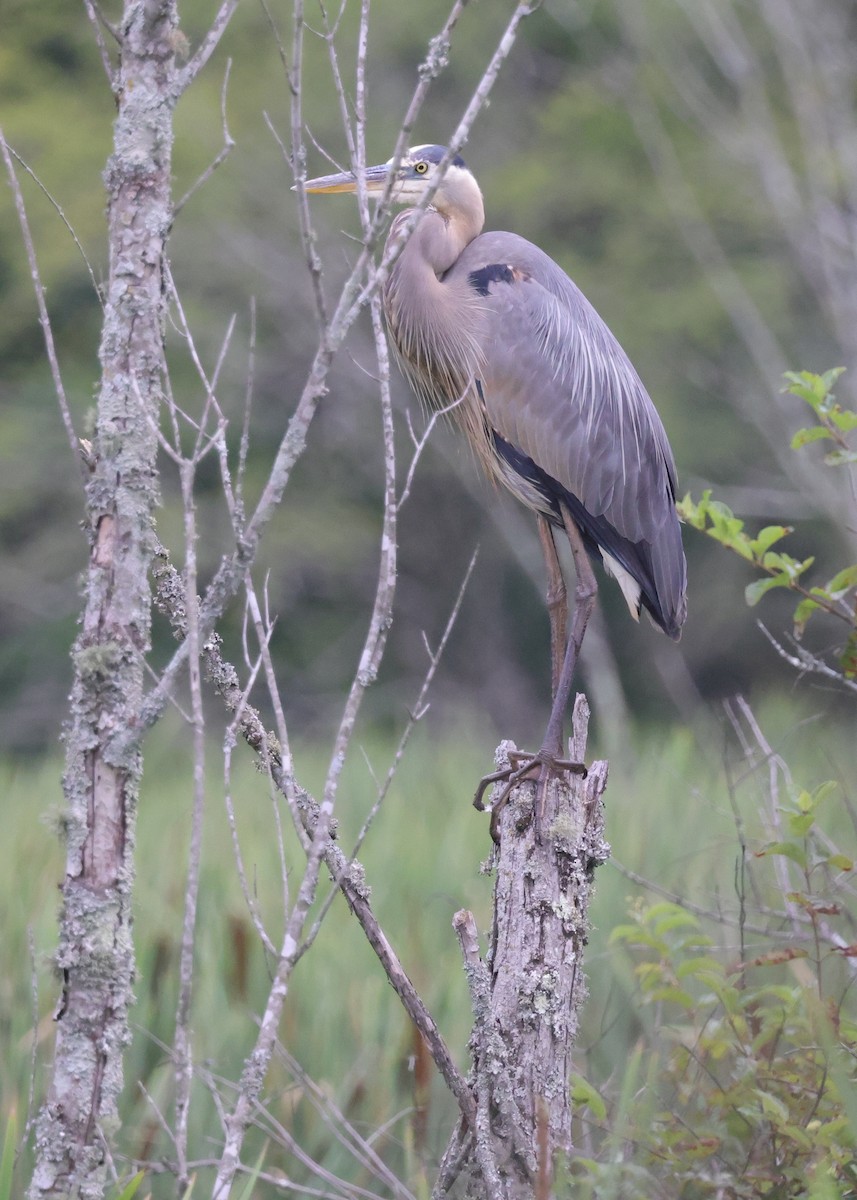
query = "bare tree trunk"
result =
(441, 697, 609, 1199)
(29, 4, 177, 1196)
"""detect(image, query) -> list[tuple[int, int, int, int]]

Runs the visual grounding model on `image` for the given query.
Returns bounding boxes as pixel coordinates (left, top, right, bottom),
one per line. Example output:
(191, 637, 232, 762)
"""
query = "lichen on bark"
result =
(30, 4, 179, 1196)
(444, 697, 609, 1199)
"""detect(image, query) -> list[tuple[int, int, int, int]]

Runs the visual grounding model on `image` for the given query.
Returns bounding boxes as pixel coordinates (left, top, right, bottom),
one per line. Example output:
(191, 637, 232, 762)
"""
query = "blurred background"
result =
(2, 0, 855, 758)
(4, 3, 857, 1191)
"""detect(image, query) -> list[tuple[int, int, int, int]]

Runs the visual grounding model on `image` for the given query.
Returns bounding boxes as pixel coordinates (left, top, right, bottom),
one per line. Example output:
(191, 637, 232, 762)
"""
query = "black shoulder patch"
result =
(468, 263, 517, 296)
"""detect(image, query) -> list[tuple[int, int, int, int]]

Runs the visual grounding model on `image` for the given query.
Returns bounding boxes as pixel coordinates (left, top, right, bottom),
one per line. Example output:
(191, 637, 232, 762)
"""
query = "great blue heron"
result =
(305, 144, 687, 805)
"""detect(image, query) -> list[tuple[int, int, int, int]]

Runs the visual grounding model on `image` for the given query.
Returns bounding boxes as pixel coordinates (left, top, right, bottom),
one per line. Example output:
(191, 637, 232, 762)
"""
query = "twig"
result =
(138, 4, 539, 742)
(234, 296, 257, 524)
(282, 0, 329, 327)
(618, 2, 850, 524)
(210, 257, 402, 1197)
(174, 58, 236, 216)
(300, 546, 478, 959)
(243, 575, 304, 907)
(727, 696, 802, 935)
(176, 0, 241, 94)
(151, 546, 477, 1140)
(351, 547, 478, 854)
(0, 129, 88, 490)
(248, 1098, 393, 1200)
(757, 621, 857, 696)
(82, 0, 119, 87)
(221, 648, 281, 958)
(3, 143, 104, 310)
(610, 859, 792, 938)
(398, 398, 464, 508)
(172, 450, 208, 1188)
(23, 928, 40, 1143)
(274, 1044, 417, 1200)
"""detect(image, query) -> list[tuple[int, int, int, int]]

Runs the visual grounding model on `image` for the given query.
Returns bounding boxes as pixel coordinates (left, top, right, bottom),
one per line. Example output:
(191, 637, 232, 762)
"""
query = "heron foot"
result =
(474, 749, 587, 840)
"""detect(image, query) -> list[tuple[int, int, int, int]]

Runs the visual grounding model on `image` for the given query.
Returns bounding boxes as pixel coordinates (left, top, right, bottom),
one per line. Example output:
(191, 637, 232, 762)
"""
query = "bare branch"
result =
(176, 0, 241, 94)
(234, 296, 257, 523)
(0, 130, 89, 490)
(82, 0, 119, 87)
(30, 3, 180, 1191)
(756, 621, 857, 696)
(301, 546, 479, 959)
(174, 58, 236, 217)
(151, 545, 477, 1161)
(221, 647, 281, 958)
(172, 450, 208, 1189)
(138, 1, 540, 750)
(273, 1044, 418, 1200)
(209, 275, 401, 1197)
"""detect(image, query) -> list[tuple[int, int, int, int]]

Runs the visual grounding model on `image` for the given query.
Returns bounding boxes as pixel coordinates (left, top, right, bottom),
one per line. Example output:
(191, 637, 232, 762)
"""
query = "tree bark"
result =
(443, 696, 609, 1199)
(30, 5, 177, 1196)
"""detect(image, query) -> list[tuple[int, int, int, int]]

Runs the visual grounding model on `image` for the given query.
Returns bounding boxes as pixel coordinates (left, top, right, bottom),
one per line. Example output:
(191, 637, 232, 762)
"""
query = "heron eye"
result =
(414, 161, 429, 175)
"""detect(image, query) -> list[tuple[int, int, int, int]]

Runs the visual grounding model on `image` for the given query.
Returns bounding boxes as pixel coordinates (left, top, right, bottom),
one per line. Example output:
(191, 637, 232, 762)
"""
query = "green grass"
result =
(3, 696, 855, 1196)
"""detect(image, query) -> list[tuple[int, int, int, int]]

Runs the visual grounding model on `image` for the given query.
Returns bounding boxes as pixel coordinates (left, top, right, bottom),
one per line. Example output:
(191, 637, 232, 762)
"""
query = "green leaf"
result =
(646, 902, 699, 925)
(110, 1174, 145, 1200)
(236, 1145, 268, 1200)
(570, 1073, 607, 1121)
(746, 574, 790, 606)
(819, 366, 848, 390)
(830, 407, 857, 432)
(825, 564, 857, 597)
(608, 923, 643, 945)
(706, 503, 754, 556)
(812, 780, 839, 807)
(796, 789, 814, 813)
(637, 961, 670, 988)
(841, 630, 857, 678)
(788, 812, 815, 838)
(783, 367, 846, 411)
(757, 840, 807, 868)
(791, 425, 833, 449)
(756, 1089, 790, 1124)
(675, 955, 724, 981)
(824, 449, 857, 466)
(653, 909, 700, 937)
(779, 1123, 814, 1151)
(677, 490, 712, 529)
(648, 985, 695, 1008)
(750, 525, 793, 555)
(783, 372, 826, 408)
(827, 853, 853, 872)
(0, 1115, 16, 1200)
(761, 552, 814, 578)
(793, 596, 821, 637)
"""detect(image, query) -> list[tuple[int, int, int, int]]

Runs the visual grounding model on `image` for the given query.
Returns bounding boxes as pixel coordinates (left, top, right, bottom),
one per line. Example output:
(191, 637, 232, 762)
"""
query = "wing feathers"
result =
(447, 230, 687, 636)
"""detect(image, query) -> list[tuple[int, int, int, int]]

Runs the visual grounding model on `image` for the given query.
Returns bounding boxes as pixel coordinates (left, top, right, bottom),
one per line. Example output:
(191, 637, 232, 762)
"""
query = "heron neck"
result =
(386, 206, 481, 352)
(409, 200, 483, 276)
(384, 201, 486, 412)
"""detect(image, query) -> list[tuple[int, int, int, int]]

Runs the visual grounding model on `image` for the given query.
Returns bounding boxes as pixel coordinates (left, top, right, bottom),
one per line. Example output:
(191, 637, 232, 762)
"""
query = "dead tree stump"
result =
(439, 694, 609, 1199)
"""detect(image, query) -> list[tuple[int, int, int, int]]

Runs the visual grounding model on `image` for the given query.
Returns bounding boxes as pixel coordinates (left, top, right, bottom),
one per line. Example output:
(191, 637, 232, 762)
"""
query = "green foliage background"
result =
(2, 0, 853, 754)
(5, 702, 856, 1196)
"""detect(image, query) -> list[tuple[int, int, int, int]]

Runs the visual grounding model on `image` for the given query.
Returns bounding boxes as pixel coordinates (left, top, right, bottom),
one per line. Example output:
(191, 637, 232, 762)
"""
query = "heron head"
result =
(303, 144, 477, 212)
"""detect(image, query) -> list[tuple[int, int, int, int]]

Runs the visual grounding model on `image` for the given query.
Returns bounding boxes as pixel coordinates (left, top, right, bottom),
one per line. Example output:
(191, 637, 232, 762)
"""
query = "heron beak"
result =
(302, 163, 389, 194)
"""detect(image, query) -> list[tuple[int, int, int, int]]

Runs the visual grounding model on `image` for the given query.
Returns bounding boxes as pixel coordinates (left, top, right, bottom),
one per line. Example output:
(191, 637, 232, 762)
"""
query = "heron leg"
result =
(540, 502, 597, 757)
(474, 505, 594, 837)
(537, 513, 568, 705)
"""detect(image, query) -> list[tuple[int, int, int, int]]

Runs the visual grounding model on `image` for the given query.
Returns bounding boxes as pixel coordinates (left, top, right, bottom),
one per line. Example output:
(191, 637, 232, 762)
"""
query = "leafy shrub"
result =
(679, 368, 857, 690)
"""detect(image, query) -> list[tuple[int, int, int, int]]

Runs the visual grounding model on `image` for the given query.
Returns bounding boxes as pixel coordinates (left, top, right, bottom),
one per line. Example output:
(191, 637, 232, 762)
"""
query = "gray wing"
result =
(448, 231, 687, 632)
